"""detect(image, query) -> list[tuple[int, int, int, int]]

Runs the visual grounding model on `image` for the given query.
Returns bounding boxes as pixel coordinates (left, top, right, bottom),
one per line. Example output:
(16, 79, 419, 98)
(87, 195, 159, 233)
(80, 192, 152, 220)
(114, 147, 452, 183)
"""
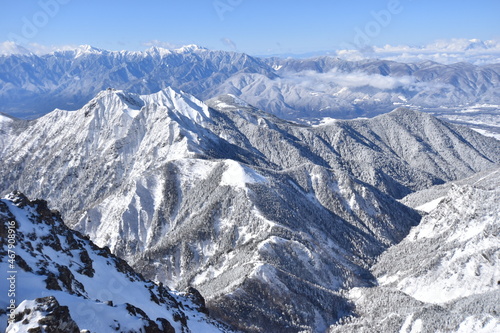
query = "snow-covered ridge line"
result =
(0, 191, 233, 333)
(0, 42, 209, 57)
(1, 43, 500, 124)
(0, 89, 499, 332)
(329, 171, 500, 332)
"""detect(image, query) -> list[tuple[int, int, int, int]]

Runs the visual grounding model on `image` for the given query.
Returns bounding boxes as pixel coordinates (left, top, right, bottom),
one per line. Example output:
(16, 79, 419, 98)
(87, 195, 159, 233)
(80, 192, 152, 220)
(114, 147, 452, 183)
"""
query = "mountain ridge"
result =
(1, 87, 499, 331)
(1, 46, 499, 130)
(0, 191, 234, 333)
(329, 167, 500, 332)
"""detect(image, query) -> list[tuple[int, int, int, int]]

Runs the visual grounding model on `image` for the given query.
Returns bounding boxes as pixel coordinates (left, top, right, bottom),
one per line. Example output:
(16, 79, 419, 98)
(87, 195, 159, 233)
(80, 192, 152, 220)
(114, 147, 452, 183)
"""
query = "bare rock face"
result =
(7, 296, 80, 333)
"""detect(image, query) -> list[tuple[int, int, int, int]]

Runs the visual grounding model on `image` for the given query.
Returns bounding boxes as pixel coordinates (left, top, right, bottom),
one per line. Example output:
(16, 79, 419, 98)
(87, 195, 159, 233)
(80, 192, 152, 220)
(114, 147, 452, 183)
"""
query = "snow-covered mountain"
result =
(0, 191, 233, 333)
(1, 45, 499, 136)
(329, 167, 500, 332)
(0, 45, 273, 119)
(1, 88, 499, 332)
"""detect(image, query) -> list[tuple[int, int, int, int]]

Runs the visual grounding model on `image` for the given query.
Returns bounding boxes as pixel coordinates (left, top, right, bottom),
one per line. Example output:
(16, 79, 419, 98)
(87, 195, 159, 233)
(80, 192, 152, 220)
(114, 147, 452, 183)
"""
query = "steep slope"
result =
(1, 89, 499, 332)
(401, 167, 500, 210)
(0, 191, 233, 333)
(207, 96, 500, 198)
(329, 168, 500, 333)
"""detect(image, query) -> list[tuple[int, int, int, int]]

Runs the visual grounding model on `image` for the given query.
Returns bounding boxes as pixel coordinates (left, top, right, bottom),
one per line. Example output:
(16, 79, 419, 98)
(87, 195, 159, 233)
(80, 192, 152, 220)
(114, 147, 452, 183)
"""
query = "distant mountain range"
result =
(1, 45, 499, 126)
(1, 88, 499, 332)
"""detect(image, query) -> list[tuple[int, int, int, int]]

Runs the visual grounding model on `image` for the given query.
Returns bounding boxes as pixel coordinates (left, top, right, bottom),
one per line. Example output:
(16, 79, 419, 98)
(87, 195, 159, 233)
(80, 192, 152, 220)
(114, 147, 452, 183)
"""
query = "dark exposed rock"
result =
(184, 287, 209, 315)
(125, 303, 175, 333)
(8, 296, 80, 333)
(1, 192, 231, 332)
(16, 255, 33, 272)
(172, 311, 188, 327)
(8, 191, 30, 208)
(77, 249, 94, 277)
(44, 273, 62, 291)
(156, 318, 176, 333)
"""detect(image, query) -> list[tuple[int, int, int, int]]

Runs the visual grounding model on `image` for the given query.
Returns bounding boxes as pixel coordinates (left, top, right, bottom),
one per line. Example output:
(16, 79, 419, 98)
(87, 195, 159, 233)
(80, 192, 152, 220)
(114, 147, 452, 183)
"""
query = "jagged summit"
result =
(175, 44, 209, 53)
(144, 44, 208, 57)
(60, 87, 211, 124)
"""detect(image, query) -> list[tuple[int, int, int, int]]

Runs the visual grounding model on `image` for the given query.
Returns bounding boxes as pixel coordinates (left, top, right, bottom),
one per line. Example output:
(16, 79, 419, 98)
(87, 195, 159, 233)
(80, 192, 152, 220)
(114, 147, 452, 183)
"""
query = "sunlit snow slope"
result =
(1, 88, 499, 332)
(0, 191, 233, 333)
(329, 168, 500, 333)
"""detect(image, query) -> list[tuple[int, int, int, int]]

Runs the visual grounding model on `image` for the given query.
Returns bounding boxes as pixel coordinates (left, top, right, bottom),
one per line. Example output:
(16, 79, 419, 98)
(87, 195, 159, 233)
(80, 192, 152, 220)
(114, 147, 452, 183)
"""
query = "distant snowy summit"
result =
(1, 41, 499, 129)
(0, 41, 209, 57)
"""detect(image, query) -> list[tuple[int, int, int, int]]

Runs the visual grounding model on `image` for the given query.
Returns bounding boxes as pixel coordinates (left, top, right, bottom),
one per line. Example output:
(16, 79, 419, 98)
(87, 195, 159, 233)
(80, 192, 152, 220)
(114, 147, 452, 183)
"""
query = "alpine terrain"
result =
(0, 86, 499, 332)
(329, 167, 500, 332)
(0, 191, 233, 332)
(1, 45, 499, 140)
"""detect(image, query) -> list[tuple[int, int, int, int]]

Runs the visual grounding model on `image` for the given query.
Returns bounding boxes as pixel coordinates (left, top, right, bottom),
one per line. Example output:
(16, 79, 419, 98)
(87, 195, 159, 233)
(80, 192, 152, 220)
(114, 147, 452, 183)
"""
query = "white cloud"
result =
(0, 41, 77, 55)
(336, 39, 500, 65)
(328, 71, 414, 90)
(221, 37, 237, 51)
(274, 68, 453, 99)
(283, 69, 416, 91)
(142, 40, 181, 50)
(28, 43, 77, 54)
(0, 41, 30, 55)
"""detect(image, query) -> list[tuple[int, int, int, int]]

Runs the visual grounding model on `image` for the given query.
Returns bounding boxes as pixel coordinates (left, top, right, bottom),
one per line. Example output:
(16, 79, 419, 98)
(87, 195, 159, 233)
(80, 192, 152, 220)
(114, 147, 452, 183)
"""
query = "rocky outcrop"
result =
(0, 192, 233, 333)
(7, 296, 80, 333)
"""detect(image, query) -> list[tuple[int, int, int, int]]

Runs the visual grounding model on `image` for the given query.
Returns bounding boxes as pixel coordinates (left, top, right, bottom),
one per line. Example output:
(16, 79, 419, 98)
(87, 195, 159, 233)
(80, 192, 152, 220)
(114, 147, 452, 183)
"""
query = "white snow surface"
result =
(0, 193, 232, 333)
(380, 184, 500, 304)
(329, 171, 500, 333)
(414, 196, 445, 213)
(219, 160, 267, 188)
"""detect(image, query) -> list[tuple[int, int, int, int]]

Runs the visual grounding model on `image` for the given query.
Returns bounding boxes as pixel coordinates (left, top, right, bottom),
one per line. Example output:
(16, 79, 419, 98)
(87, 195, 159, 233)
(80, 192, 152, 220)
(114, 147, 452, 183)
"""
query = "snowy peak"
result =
(83, 88, 145, 119)
(144, 87, 211, 123)
(145, 46, 172, 57)
(0, 89, 499, 332)
(0, 192, 232, 332)
(81, 87, 211, 123)
(74, 44, 105, 57)
(174, 44, 208, 53)
(1, 43, 500, 125)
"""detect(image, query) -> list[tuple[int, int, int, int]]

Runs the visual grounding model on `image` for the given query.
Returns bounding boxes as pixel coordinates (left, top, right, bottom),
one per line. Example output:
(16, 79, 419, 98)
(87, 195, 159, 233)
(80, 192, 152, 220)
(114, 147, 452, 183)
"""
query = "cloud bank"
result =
(0, 41, 77, 55)
(280, 69, 449, 95)
(336, 39, 500, 65)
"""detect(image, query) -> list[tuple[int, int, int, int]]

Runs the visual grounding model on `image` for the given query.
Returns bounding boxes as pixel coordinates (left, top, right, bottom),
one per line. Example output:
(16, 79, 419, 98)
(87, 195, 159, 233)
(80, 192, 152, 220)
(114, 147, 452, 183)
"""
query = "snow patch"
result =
(415, 196, 445, 212)
(220, 160, 267, 188)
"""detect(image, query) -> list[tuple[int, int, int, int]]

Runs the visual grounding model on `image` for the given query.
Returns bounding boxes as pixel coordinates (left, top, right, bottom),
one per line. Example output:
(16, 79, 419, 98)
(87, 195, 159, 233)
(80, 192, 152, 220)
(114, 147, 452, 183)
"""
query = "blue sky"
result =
(1, 0, 499, 55)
